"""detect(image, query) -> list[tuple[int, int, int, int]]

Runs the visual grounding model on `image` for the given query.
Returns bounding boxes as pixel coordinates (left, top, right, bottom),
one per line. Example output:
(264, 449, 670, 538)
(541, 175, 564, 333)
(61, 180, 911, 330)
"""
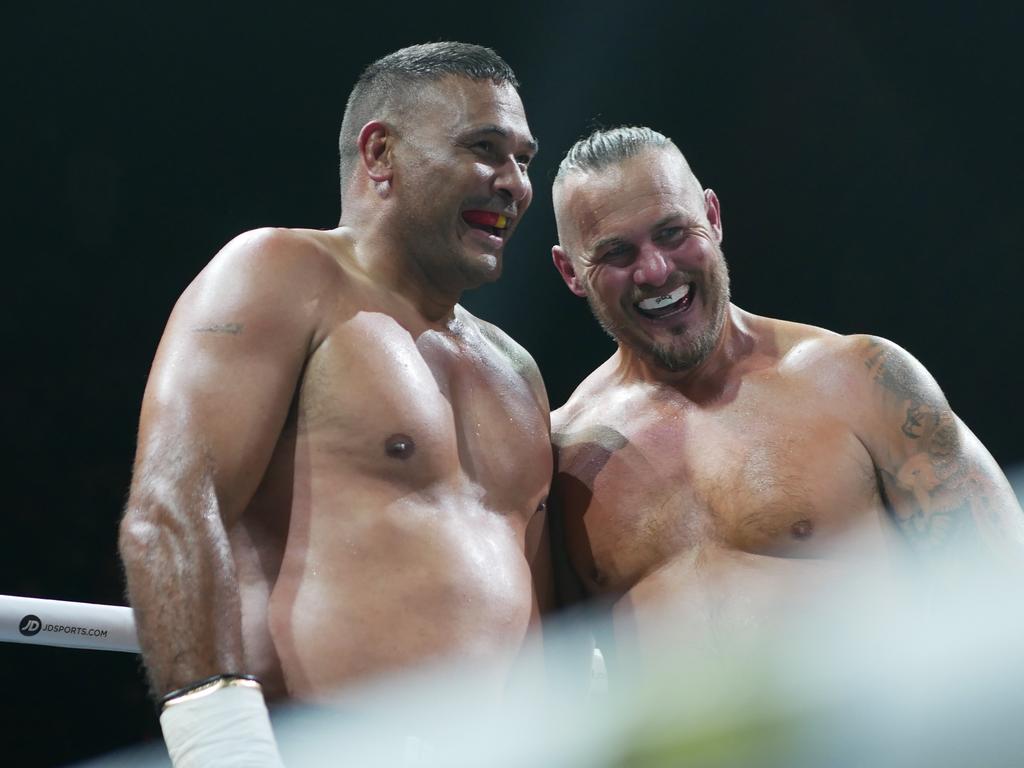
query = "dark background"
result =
(3, 1, 1022, 764)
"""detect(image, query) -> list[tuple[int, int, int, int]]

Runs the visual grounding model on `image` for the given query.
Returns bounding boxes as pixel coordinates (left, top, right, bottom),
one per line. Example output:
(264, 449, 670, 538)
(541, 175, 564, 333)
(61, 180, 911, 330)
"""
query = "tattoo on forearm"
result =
(191, 323, 243, 335)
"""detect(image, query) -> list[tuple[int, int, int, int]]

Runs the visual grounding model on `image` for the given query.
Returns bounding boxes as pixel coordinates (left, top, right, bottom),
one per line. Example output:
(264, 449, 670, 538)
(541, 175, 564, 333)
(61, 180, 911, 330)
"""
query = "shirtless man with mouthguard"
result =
(119, 42, 550, 767)
(549, 126, 1024, 664)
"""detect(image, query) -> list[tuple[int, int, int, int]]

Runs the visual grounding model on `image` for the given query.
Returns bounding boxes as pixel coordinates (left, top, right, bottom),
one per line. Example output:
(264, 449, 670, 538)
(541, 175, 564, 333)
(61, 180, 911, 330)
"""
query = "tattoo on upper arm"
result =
(861, 340, 1023, 561)
(863, 339, 950, 447)
(192, 323, 243, 335)
(882, 455, 975, 551)
(860, 339, 937, 409)
(861, 339, 976, 551)
(901, 402, 933, 439)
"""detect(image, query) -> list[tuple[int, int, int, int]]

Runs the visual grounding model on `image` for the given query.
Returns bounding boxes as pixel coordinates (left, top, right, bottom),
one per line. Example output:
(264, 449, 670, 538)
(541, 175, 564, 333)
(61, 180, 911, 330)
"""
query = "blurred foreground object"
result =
(79, 513, 1024, 768)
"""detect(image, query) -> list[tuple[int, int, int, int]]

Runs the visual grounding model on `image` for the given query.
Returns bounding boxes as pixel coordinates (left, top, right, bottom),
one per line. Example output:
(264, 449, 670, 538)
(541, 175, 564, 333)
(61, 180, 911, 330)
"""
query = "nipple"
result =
(790, 519, 814, 540)
(384, 433, 416, 459)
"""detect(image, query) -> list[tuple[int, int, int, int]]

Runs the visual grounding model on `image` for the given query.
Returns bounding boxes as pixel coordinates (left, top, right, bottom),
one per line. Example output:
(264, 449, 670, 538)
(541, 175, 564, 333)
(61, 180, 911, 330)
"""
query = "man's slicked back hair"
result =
(555, 126, 673, 186)
(338, 42, 519, 199)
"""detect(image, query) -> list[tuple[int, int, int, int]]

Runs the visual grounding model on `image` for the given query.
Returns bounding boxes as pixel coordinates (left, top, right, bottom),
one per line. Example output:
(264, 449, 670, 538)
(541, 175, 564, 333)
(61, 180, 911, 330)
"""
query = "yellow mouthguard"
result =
(495, 214, 508, 229)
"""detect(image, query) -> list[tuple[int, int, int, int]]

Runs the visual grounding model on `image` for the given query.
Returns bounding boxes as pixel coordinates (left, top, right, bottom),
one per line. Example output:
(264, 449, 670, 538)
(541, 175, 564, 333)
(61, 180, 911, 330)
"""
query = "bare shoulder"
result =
(832, 334, 954, 448)
(773, 328, 958, 461)
(744, 309, 920, 393)
(844, 334, 945, 403)
(734, 311, 949, 432)
(793, 331, 945, 406)
(174, 227, 352, 345)
(190, 227, 346, 300)
(459, 306, 549, 410)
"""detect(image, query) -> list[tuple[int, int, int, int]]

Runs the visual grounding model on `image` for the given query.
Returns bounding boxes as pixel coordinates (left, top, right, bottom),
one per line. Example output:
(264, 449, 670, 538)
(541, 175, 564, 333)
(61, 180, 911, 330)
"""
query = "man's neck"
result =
(340, 191, 471, 324)
(347, 227, 467, 326)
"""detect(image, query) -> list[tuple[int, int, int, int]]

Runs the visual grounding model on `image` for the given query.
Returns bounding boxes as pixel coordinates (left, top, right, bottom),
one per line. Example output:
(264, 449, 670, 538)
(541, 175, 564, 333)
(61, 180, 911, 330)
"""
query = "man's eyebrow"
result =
(465, 124, 539, 153)
(651, 213, 684, 230)
(591, 234, 629, 254)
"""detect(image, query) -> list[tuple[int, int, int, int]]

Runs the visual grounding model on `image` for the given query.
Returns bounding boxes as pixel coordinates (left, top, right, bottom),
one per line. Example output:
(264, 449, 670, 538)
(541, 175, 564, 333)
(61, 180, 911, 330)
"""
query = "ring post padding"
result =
(0, 594, 140, 653)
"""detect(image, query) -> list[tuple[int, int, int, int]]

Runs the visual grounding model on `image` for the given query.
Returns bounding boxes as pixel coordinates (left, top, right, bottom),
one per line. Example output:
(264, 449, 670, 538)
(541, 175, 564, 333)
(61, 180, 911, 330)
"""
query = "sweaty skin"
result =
(550, 145, 1024, 661)
(120, 76, 550, 701)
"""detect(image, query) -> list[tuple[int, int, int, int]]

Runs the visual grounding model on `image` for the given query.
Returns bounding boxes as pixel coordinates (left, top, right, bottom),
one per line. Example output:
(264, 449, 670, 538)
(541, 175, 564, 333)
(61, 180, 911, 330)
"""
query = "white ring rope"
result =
(0, 594, 139, 653)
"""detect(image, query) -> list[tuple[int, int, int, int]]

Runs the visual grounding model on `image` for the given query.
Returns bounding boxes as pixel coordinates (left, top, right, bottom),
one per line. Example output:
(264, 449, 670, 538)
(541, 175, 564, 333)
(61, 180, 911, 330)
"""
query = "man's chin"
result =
(647, 341, 710, 372)
(459, 250, 503, 286)
(612, 325, 715, 372)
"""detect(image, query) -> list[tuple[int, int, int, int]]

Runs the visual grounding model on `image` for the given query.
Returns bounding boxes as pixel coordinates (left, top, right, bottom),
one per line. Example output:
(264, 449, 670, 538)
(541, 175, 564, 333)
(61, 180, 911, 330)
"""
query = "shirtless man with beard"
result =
(549, 126, 1023, 667)
(118, 43, 550, 767)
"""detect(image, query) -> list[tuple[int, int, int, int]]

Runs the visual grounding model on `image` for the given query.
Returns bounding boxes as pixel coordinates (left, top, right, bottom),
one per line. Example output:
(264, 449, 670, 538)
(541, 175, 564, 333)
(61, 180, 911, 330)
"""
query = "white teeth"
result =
(637, 283, 691, 311)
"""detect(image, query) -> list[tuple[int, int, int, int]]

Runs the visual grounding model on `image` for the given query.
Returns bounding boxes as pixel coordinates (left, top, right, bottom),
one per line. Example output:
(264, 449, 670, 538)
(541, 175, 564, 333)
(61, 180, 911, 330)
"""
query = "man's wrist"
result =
(159, 674, 285, 767)
(160, 673, 263, 710)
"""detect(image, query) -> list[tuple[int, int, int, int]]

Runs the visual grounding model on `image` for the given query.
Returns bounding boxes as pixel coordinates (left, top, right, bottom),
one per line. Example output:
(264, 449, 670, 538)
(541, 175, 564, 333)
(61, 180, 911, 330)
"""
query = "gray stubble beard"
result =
(585, 249, 731, 373)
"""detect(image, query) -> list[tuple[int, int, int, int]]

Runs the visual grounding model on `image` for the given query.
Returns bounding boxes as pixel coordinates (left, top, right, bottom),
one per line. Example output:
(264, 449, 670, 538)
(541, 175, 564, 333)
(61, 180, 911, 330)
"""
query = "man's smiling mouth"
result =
(635, 283, 693, 318)
(462, 210, 510, 237)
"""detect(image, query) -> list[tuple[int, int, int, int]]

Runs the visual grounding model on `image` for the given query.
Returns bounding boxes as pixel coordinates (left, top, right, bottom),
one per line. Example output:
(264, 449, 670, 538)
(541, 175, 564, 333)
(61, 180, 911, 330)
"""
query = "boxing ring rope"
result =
(0, 594, 139, 653)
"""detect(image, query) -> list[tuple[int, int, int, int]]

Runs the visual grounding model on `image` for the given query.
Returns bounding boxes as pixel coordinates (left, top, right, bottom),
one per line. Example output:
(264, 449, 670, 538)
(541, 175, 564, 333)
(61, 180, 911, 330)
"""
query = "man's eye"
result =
(473, 141, 495, 153)
(656, 227, 684, 241)
(515, 156, 532, 171)
(601, 246, 632, 265)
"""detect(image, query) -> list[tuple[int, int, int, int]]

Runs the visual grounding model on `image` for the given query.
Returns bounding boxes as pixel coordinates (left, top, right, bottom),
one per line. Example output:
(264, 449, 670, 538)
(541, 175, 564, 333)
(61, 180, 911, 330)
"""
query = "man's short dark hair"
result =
(338, 42, 519, 198)
(555, 126, 673, 186)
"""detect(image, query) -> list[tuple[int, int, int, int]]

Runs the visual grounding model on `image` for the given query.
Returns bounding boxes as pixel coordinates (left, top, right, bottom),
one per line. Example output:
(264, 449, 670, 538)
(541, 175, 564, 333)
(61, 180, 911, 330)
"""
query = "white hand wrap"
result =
(159, 675, 285, 768)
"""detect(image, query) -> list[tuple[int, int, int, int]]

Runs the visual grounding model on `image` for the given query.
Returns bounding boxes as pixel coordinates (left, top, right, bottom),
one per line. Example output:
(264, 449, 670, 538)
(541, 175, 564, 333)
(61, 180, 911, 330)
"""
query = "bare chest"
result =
(555, 385, 882, 594)
(295, 312, 550, 511)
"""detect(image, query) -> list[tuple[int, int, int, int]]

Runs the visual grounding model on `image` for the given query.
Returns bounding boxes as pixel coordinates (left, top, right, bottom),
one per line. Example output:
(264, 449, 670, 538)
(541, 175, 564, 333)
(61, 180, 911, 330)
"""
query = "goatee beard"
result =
(585, 252, 731, 373)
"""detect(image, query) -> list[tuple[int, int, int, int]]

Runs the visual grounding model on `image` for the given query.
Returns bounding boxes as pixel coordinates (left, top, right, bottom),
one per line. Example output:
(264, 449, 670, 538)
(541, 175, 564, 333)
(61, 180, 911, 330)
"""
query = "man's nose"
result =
(634, 247, 671, 287)
(494, 158, 531, 205)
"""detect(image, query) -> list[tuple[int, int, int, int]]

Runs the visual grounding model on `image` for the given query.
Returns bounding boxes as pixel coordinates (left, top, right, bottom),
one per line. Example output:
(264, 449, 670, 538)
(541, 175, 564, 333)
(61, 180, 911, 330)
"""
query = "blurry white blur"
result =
(79, 474, 1024, 768)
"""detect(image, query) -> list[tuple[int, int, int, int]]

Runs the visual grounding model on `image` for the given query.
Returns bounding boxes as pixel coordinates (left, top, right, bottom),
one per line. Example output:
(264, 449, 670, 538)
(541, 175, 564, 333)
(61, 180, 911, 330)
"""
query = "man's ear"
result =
(552, 245, 587, 297)
(704, 188, 723, 244)
(358, 121, 394, 183)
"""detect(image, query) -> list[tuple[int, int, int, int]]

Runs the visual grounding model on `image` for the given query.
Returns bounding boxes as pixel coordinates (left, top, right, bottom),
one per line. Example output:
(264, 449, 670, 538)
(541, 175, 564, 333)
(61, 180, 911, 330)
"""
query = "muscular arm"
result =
(849, 336, 1024, 569)
(119, 228, 334, 696)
